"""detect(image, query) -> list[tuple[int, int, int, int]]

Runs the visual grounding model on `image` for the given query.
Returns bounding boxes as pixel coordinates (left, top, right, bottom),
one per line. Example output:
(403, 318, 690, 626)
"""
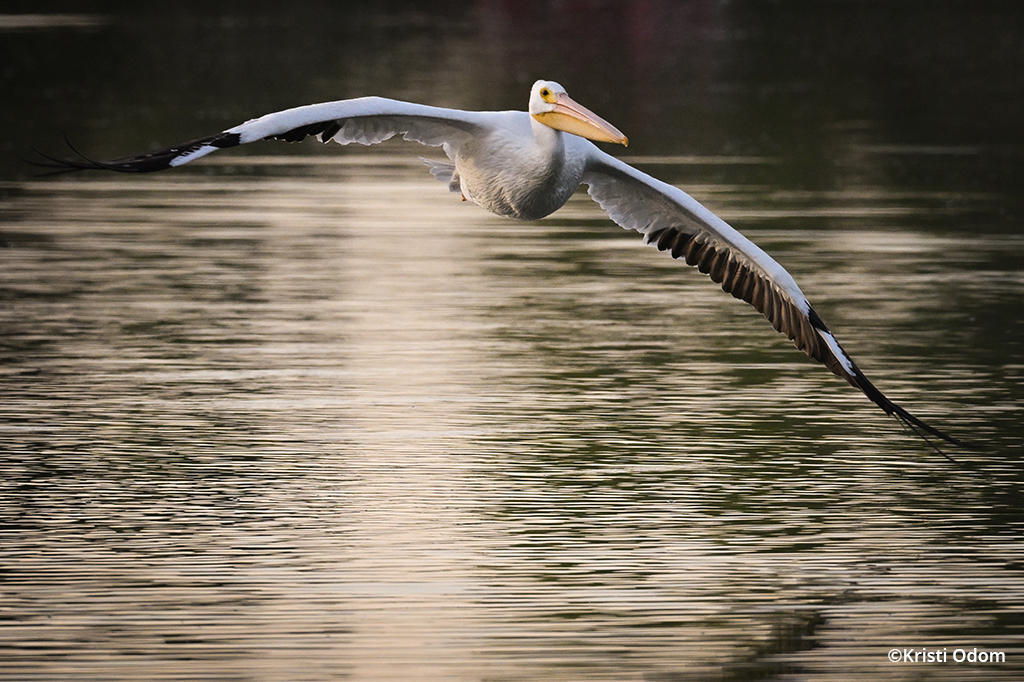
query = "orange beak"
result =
(532, 93, 628, 146)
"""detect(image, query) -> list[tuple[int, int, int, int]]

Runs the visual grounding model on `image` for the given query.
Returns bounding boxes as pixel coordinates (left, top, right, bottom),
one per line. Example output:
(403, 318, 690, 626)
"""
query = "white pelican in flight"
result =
(38, 79, 965, 454)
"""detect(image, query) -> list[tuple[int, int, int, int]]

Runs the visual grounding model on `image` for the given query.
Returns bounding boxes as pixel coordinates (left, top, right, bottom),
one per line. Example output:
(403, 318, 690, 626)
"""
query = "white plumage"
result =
(38, 79, 963, 453)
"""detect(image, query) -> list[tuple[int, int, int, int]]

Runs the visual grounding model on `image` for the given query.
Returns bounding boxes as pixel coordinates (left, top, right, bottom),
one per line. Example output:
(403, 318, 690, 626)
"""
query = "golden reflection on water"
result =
(1, 155, 1023, 681)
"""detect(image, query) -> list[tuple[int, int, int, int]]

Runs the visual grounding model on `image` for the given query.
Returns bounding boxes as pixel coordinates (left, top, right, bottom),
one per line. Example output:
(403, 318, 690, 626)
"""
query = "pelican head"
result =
(529, 80, 628, 146)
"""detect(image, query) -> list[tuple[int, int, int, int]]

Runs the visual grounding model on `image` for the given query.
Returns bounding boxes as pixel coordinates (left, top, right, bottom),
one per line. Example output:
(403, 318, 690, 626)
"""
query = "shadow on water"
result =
(1, 3, 1024, 681)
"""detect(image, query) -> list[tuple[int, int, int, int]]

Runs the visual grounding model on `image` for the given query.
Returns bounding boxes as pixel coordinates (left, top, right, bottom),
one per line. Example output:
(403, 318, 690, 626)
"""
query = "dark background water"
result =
(2, 2, 1023, 681)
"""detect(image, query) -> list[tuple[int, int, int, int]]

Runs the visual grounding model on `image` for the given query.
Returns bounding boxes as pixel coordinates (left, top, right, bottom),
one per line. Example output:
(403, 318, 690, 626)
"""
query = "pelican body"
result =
(39, 80, 964, 454)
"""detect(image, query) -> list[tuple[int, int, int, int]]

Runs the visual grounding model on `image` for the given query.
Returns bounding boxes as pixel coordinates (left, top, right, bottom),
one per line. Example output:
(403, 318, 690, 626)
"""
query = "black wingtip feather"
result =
(803, 306, 970, 459)
(847, 363, 975, 462)
(26, 136, 109, 175)
(26, 132, 242, 175)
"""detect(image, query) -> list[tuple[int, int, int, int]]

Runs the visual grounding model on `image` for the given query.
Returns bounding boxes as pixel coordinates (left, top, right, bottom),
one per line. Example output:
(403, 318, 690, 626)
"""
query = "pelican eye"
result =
(540, 87, 552, 101)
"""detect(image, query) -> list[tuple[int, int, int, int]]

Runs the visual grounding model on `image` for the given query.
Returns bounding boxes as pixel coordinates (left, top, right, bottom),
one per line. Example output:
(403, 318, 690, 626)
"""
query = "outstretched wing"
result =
(582, 149, 962, 451)
(33, 97, 493, 173)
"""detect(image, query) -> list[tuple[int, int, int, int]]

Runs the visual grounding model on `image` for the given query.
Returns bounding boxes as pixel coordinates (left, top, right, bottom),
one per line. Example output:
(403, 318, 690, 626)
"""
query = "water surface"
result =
(2, 4, 1023, 681)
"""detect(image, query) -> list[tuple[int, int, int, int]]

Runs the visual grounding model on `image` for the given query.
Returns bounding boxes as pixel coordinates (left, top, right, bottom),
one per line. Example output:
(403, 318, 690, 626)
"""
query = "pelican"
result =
(37, 79, 965, 454)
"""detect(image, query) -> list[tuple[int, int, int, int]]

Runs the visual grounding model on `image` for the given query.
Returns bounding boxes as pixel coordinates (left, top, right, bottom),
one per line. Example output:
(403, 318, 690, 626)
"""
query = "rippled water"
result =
(2, 153, 1022, 681)
(3, 4, 1024, 681)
